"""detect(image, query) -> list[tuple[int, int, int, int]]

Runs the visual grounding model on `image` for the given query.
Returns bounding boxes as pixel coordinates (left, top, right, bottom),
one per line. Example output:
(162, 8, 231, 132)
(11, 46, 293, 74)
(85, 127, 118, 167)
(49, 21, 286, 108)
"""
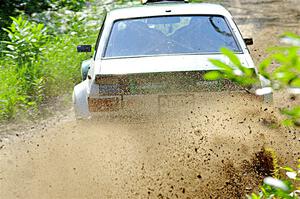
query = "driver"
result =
(171, 17, 219, 52)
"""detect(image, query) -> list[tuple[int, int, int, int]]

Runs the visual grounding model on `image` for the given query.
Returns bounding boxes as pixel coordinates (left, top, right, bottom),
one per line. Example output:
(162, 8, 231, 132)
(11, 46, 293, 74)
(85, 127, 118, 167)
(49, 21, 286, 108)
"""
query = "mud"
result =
(1, 0, 300, 198)
(1, 93, 299, 198)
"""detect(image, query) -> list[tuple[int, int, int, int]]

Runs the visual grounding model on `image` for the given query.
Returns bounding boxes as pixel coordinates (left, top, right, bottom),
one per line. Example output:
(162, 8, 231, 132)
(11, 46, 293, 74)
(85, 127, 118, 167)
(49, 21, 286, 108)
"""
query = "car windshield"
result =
(104, 15, 241, 58)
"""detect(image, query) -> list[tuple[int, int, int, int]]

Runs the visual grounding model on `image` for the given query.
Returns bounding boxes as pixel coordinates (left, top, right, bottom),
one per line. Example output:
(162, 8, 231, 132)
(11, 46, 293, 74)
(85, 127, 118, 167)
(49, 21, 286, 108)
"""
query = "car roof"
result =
(107, 3, 233, 21)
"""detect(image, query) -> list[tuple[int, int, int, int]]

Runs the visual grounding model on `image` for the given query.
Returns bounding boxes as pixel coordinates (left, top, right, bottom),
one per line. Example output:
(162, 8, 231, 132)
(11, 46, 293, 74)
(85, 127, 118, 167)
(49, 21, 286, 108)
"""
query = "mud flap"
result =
(73, 80, 90, 119)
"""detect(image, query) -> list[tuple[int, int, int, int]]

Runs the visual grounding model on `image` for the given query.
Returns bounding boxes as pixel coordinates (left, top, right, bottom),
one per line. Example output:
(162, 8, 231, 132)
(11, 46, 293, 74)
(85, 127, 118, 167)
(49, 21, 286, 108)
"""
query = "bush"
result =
(42, 34, 93, 97)
(0, 63, 26, 119)
(0, 1, 102, 121)
(0, 16, 49, 119)
(0, 0, 87, 41)
(3, 16, 49, 65)
(51, 0, 87, 11)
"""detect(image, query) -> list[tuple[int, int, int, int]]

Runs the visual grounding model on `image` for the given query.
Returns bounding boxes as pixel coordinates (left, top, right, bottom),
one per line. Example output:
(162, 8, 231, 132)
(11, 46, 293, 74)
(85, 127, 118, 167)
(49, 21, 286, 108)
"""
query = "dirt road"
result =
(0, 0, 299, 198)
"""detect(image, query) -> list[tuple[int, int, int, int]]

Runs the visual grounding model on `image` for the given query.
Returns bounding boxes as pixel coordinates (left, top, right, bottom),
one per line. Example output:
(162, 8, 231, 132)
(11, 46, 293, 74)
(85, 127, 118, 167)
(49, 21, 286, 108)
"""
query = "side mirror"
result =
(81, 59, 92, 81)
(244, 38, 254, 46)
(77, 45, 92, 52)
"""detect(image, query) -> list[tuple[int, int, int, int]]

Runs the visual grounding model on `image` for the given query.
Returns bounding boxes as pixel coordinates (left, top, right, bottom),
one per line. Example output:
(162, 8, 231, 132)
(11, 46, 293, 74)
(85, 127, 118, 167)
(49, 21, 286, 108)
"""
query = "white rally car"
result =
(73, 0, 271, 118)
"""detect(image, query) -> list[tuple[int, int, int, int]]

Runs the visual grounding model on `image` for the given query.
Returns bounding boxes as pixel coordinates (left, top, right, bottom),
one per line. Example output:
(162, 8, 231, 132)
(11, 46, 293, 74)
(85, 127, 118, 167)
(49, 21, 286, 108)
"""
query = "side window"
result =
(94, 15, 107, 60)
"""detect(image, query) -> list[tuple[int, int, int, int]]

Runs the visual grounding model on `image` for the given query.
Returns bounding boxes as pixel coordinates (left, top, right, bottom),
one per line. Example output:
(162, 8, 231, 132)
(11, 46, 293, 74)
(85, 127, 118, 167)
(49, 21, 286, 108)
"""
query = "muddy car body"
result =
(73, 1, 271, 118)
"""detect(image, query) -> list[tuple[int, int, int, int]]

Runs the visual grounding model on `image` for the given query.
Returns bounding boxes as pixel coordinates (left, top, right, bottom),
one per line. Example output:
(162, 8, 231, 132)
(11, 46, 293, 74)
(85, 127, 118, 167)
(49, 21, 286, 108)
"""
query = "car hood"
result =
(95, 54, 253, 75)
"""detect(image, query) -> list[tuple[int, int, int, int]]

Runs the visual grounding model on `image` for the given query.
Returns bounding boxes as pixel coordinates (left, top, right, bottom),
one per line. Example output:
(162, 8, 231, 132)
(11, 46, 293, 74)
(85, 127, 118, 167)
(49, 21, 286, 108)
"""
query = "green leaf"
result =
(291, 78, 300, 87)
(209, 59, 233, 71)
(282, 166, 295, 172)
(221, 47, 242, 67)
(6, 45, 15, 51)
(259, 59, 272, 78)
(282, 119, 294, 126)
(248, 193, 261, 199)
(283, 32, 300, 40)
(204, 71, 222, 80)
(281, 106, 300, 117)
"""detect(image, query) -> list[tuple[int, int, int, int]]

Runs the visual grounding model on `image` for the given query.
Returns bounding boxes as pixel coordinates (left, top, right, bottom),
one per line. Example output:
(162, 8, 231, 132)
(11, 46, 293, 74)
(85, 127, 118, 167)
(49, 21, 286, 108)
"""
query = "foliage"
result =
(0, 0, 87, 41)
(204, 48, 258, 86)
(259, 33, 300, 88)
(50, 0, 87, 11)
(247, 160, 300, 199)
(42, 34, 94, 97)
(204, 34, 300, 126)
(0, 1, 101, 120)
(260, 33, 300, 126)
(0, 64, 27, 119)
(281, 106, 300, 126)
(3, 16, 49, 66)
(30, 5, 104, 35)
(0, 0, 49, 36)
(0, 16, 49, 119)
